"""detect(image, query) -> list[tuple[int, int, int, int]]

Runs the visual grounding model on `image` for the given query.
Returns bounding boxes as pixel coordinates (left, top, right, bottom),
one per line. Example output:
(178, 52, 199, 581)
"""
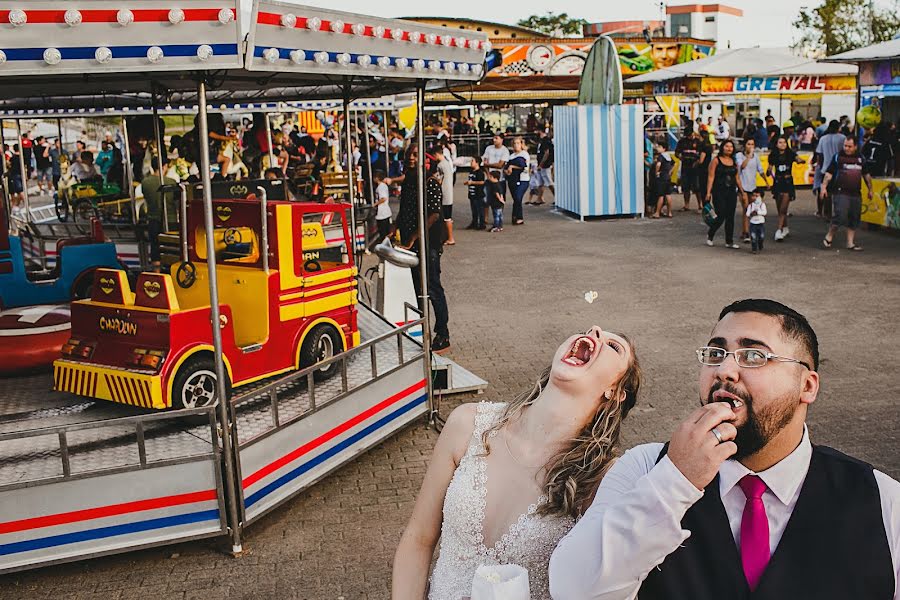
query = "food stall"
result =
(827, 39, 900, 230)
(627, 47, 858, 143)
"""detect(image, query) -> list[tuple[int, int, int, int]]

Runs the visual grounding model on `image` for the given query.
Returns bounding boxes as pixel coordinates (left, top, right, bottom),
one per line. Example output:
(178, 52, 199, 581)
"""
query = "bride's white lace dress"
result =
(428, 402, 576, 599)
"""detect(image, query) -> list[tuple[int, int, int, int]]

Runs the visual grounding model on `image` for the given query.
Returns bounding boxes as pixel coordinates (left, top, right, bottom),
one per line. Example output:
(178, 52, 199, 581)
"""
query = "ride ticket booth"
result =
(0, 0, 487, 573)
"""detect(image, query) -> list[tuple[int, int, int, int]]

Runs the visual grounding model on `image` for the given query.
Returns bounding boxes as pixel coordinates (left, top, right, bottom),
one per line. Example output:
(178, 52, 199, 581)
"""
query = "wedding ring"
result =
(711, 427, 723, 444)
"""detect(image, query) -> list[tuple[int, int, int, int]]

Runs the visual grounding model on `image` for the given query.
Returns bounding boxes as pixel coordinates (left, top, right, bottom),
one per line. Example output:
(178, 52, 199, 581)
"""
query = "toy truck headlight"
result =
(62, 339, 95, 359)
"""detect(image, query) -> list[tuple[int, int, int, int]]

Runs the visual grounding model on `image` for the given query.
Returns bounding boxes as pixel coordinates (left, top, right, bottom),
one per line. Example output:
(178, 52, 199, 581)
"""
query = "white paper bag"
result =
(470, 564, 531, 600)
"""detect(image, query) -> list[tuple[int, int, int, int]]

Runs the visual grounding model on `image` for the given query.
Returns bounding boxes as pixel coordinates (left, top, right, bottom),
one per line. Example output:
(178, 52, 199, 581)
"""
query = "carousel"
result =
(0, 0, 486, 573)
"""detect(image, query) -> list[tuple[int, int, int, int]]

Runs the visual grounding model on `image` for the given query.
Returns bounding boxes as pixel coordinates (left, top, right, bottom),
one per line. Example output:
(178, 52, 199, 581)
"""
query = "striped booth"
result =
(553, 104, 645, 219)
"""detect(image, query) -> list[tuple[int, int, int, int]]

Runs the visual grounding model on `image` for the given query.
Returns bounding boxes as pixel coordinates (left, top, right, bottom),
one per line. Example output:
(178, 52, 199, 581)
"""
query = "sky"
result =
(293, 0, 813, 48)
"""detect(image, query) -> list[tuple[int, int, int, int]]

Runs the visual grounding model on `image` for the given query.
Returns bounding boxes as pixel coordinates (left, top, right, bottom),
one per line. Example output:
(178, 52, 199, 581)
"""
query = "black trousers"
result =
(410, 246, 449, 339)
(708, 187, 738, 245)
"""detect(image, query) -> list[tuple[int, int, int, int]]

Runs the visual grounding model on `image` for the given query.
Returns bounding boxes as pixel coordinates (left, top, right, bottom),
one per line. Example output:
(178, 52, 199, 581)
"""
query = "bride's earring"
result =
(604, 391, 612, 400)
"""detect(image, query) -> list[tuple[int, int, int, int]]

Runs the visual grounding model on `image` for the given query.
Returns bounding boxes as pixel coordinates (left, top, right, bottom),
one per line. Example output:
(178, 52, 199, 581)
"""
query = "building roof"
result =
(399, 17, 545, 39)
(627, 47, 857, 83)
(825, 38, 900, 62)
(666, 4, 743, 17)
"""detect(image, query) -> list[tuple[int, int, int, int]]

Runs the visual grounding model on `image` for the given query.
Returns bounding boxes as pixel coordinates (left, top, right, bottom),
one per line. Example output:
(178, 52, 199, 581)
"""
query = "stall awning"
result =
(825, 39, 900, 63)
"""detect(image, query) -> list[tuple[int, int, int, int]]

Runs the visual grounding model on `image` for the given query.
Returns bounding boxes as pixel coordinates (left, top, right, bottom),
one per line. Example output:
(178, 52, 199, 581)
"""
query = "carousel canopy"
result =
(825, 39, 900, 63)
(0, 0, 488, 109)
(626, 47, 857, 83)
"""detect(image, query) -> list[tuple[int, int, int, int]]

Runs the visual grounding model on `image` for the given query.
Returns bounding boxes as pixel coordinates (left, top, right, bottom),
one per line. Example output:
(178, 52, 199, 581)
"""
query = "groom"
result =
(549, 298, 900, 599)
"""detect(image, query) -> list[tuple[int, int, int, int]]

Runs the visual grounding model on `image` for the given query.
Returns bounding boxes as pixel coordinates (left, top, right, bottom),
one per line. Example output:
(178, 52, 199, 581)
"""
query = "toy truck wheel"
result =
(71, 270, 94, 299)
(299, 324, 343, 382)
(172, 356, 230, 410)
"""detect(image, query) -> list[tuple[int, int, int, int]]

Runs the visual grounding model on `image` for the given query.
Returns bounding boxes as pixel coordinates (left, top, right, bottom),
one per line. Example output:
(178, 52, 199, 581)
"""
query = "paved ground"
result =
(2, 186, 899, 598)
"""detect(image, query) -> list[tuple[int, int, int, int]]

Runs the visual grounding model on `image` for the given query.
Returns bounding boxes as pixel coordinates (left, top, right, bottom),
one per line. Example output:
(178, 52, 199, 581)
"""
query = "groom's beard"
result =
(704, 383, 795, 460)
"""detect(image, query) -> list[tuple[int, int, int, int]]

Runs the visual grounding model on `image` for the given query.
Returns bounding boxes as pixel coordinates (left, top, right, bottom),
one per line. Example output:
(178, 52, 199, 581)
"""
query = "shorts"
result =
(532, 167, 554, 187)
(655, 178, 672, 197)
(772, 179, 795, 197)
(36, 167, 53, 182)
(442, 205, 452, 220)
(680, 168, 700, 192)
(831, 193, 861, 229)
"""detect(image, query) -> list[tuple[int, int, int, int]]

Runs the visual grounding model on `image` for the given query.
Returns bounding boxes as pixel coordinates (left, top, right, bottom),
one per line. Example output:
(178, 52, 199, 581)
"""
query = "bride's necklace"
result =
(503, 428, 546, 470)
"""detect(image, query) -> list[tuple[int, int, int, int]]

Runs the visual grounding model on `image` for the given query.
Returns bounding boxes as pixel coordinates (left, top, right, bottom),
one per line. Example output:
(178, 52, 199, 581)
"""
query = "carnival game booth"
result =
(827, 39, 900, 231)
(0, 0, 486, 573)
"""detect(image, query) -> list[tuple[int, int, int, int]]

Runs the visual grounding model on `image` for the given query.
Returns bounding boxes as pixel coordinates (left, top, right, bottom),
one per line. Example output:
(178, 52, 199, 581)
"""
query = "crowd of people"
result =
(645, 112, 898, 253)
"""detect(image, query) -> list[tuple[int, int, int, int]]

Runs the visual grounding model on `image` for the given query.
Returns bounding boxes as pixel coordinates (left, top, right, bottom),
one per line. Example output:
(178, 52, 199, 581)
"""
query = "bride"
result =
(392, 326, 642, 599)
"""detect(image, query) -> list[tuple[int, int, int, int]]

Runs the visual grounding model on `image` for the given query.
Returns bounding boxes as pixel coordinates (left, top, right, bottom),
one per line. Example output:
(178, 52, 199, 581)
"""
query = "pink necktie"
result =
(738, 474, 770, 591)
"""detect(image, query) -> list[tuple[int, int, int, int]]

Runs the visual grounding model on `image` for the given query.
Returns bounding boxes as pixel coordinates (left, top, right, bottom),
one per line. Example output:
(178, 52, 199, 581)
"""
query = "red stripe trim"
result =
(0, 490, 217, 535)
(243, 379, 426, 488)
(0, 9, 224, 24)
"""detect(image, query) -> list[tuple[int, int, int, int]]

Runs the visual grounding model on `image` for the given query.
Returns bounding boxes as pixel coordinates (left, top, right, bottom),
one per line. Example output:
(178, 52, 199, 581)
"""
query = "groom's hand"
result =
(667, 403, 738, 490)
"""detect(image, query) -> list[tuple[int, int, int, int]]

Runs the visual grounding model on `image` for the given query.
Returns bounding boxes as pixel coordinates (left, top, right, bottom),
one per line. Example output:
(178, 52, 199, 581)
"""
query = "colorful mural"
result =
(489, 39, 716, 79)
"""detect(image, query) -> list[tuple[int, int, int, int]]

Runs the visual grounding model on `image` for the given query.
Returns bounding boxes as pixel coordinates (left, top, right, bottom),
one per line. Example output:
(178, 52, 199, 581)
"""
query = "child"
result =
(467, 157, 486, 230)
(653, 142, 675, 218)
(373, 170, 392, 242)
(746, 192, 768, 253)
(486, 170, 505, 232)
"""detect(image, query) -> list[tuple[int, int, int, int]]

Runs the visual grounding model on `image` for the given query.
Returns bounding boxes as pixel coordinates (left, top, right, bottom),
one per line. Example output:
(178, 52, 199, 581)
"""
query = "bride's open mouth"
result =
(562, 336, 597, 367)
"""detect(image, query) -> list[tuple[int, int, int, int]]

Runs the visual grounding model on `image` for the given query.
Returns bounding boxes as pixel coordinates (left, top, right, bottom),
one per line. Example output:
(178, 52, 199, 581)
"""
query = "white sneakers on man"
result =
(774, 228, 784, 241)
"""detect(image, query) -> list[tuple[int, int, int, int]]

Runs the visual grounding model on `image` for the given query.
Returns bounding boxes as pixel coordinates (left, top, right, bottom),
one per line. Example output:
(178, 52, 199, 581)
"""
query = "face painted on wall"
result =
(652, 43, 679, 68)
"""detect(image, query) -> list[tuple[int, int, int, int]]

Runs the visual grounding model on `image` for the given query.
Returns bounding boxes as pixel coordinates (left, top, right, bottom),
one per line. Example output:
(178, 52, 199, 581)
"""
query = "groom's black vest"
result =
(637, 444, 894, 600)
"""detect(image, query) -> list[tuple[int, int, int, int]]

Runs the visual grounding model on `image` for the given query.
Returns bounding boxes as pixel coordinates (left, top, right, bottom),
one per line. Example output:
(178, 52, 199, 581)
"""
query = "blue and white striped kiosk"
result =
(553, 36, 645, 219)
(0, 0, 487, 573)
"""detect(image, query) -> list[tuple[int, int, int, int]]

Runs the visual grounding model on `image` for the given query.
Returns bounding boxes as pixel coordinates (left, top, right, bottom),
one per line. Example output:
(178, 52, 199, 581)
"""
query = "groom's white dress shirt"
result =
(548, 428, 900, 599)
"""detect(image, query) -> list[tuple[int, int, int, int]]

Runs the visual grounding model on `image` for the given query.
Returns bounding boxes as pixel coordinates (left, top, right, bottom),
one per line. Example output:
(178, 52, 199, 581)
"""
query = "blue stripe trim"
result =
(245, 393, 428, 508)
(0, 509, 219, 556)
(252, 47, 475, 70)
(1, 44, 238, 61)
(615, 106, 624, 214)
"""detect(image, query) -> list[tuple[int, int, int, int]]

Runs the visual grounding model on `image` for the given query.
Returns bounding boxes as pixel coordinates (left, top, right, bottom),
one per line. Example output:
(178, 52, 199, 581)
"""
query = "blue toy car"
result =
(0, 214, 123, 310)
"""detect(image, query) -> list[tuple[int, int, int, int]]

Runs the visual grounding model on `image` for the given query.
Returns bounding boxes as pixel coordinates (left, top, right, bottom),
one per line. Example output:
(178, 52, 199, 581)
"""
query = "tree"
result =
(517, 12, 587, 38)
(794, 0, 900, 56)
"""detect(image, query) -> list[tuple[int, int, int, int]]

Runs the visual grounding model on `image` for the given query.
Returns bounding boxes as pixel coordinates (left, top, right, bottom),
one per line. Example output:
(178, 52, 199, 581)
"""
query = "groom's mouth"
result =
(562, 336, 596, 367)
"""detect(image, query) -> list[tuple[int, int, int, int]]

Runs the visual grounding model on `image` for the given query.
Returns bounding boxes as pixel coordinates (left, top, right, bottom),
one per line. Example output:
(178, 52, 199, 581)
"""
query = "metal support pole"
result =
(265, 113, 276, 172)
(382, 110, 391, 176)
(342, 89, 357, 259)
(151, 96, 168, 229)
(363, 111, 375, 205)
(197, 79, 243, 556)
(414, 83, 436, 426)
(0, 119, 9, 219)
(121, 117, 136, 223)
(15, 119, 29, 222)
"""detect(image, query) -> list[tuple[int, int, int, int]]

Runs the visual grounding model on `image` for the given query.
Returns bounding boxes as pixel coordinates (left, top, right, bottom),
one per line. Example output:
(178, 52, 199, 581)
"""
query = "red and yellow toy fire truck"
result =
(53, 181, 359, 410)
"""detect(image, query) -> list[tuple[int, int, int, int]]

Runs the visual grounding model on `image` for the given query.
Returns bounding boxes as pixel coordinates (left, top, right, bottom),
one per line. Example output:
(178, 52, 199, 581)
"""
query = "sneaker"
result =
(489, 227, 500, 232)
(706, 239, 714, 246)
(742, 235, 751, 244)
(782, 227, 790, 238)
(431, 334, 450, 354)
(727, 243, 740, 249)
(774, 229, 784, 241)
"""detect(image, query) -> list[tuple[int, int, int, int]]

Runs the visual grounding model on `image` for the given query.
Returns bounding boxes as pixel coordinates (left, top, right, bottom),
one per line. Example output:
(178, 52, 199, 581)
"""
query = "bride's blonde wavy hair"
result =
(480, 334, 642, 520)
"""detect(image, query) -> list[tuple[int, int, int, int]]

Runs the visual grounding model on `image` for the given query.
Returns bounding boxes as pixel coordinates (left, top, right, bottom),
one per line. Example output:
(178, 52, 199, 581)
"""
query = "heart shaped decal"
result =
(99, 277, 115, 295)
(216, 205, 233, 222)
(143, 280, 161, 299)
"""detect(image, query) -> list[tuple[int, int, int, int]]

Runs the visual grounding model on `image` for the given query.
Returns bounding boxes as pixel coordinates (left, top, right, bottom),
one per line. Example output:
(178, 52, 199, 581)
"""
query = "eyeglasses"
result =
(696, 347, 811, 371)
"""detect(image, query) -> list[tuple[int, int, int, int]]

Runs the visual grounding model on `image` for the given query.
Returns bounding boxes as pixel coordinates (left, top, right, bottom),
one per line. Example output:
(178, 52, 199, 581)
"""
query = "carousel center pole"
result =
(14, 119, 29, 224)
(342, 84, 358, 260)
(197, 77, 243, 556)
(414, 81, 436, 427)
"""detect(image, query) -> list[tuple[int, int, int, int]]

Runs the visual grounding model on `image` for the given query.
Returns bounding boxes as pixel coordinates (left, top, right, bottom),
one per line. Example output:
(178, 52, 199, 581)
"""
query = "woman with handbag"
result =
(705, 139, 745, 248)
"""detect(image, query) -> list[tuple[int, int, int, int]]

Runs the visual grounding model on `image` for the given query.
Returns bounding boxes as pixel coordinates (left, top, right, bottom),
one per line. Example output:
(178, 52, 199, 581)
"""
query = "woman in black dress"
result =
(766, 136, 805, 241)
(705, 139, 744, 248)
